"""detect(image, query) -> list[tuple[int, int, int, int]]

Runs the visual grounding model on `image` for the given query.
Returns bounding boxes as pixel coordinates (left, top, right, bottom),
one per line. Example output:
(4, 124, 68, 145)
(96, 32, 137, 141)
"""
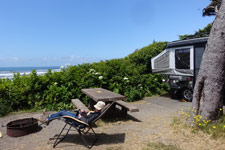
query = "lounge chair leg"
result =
(53, 123, 71, 148)
(90, 127, 98, 147)
(78, 127, 98, 149)
(78, 130, 91, 148)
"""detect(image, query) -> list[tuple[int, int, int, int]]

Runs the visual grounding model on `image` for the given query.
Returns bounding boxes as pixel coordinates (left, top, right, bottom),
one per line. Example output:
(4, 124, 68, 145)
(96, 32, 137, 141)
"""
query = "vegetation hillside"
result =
(0, 41, 169, 116)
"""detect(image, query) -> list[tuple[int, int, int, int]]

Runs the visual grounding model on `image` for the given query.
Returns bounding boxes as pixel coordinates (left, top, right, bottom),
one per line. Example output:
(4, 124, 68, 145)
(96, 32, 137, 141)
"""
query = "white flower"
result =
(162, 79, 165, 82)
(95, 72, 99, 75)
(54, 82, 57, 85)
(65, 63, 70, 67)
(99, 76, 103, 80)
(60, 65, 65, 69)
(89, 69, 95, 73)
(123, 77, 128, 80)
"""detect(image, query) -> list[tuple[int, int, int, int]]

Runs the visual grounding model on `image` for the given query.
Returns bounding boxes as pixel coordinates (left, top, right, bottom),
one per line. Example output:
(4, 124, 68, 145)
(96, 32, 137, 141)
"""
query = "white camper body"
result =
(151, 45, 194, 76)
(151, 37, 208, 101)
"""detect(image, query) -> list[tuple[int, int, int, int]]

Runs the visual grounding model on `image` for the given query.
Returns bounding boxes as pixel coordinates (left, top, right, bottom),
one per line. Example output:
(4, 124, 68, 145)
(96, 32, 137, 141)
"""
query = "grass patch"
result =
(143, 142, 181, 150)
(196, 115, 225, 139)
(106, 146, 123, 150)
(0, 108, 42, 118)
(172, 108, 225, 139)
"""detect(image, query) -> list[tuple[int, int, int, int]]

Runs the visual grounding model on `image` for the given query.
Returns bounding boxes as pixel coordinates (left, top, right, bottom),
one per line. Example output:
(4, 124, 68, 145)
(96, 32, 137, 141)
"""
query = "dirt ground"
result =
(0, 96, 204, 150)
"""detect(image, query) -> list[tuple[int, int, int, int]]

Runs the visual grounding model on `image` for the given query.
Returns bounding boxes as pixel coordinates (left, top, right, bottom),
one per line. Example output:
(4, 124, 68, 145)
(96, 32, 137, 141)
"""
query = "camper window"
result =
(175, 48, 190, 69)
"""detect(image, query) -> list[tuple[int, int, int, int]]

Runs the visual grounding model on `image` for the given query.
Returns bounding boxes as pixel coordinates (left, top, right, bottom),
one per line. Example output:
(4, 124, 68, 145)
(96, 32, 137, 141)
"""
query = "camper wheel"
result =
(181, 88, 192, 102)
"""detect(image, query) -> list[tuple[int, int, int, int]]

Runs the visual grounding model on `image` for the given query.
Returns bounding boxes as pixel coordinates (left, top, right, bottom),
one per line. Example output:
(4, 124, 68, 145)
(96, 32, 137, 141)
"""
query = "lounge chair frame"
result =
(50, 102, 114, 149)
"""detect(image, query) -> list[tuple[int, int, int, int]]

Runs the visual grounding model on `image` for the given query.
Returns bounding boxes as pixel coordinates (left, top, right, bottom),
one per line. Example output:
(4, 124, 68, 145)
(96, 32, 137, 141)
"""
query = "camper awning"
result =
(152, 68, 193, 76)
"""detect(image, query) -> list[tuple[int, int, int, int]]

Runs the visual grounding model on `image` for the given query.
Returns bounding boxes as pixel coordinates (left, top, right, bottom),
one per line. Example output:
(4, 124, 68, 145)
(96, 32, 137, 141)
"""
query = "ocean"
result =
(0, 66, 61, 79)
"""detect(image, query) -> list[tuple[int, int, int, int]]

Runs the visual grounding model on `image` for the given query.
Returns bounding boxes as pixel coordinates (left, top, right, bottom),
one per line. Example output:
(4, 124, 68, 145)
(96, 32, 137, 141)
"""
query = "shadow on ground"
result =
(48, 133, 125, 148)
(101, 106, 141, 123)
(101, 113, 141, 123)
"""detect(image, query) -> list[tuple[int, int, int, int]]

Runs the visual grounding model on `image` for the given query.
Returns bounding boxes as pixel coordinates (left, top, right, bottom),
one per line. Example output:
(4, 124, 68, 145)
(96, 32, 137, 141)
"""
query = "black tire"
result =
(169, 89, 181, 99)
(169, 91, 176, 99)
(181, 88, 193, 102)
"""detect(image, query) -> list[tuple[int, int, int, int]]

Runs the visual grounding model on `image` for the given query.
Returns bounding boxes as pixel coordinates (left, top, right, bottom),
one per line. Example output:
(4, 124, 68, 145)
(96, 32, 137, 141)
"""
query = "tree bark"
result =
(192, 0, 225, 121)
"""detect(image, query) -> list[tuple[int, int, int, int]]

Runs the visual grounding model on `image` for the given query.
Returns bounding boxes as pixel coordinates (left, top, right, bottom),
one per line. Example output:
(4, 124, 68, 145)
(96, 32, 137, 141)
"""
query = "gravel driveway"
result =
(0, 96, 191, 150)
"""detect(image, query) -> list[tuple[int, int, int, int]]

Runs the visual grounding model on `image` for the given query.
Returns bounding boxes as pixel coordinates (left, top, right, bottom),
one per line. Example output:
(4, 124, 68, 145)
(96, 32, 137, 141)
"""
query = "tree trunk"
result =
(192, 0, 225, 121)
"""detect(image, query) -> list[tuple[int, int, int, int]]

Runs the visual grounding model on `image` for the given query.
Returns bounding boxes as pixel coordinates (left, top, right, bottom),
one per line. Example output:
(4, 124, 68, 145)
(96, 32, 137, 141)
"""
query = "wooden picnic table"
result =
(81, 88, 138, 118)
(81, 88, 126, 102)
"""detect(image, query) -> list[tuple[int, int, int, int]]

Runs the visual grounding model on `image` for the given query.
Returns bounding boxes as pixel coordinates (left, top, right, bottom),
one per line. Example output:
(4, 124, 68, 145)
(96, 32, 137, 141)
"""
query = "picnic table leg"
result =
(102, 102, 117, 119)
(120, 107, 128, 117)
(88, 99, 96, 110)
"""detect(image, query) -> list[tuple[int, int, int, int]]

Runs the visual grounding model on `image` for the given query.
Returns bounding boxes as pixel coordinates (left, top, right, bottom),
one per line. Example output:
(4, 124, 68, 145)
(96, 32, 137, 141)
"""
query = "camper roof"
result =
(166, 37, 208, 48)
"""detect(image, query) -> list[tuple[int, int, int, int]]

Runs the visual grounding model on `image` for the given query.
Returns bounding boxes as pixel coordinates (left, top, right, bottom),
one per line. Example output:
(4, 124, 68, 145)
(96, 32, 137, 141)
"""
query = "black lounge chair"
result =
(50, 102, 114, 148)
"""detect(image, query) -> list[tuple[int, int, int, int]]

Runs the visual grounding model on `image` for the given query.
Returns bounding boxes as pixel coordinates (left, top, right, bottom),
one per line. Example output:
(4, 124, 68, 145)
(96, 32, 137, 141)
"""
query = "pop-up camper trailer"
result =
(151, 37, 208, 101)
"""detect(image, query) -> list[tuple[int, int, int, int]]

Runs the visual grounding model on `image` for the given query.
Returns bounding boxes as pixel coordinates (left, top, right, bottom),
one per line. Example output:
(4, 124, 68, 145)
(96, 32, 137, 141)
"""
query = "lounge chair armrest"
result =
(62, 115, 89, 126)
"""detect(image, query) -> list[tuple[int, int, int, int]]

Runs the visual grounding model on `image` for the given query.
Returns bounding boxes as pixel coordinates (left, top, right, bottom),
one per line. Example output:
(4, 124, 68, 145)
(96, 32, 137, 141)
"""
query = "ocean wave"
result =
(0, 67, 61, 79)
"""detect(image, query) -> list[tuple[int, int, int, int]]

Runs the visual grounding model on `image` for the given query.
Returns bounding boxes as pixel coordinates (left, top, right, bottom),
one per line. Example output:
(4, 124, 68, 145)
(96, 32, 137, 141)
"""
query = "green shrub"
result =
(0, 41, 169, 116)
(127, 41, 167, 73)
(0, 98, 11, 117)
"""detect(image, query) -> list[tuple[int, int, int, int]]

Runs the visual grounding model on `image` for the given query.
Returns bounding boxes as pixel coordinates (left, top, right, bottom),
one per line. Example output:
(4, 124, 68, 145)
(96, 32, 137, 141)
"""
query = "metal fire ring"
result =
(7, 118, 39, 137)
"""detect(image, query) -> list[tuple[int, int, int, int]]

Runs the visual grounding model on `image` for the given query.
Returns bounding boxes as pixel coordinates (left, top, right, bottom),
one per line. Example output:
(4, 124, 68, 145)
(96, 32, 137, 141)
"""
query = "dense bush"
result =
(127, 42, 167, 74)
(0, 41, 169, 116)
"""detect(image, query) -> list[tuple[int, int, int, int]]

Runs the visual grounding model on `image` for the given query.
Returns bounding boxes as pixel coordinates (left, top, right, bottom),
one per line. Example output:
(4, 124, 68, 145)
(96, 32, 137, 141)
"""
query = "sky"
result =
(0, 0, 215, 67)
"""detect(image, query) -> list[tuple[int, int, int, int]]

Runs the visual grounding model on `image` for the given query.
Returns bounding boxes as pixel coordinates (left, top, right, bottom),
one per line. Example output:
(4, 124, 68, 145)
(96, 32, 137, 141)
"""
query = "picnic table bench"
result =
(72, 88, 139, 118)
(72, 99, 89, 112)
(115, 100, 139, 112)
